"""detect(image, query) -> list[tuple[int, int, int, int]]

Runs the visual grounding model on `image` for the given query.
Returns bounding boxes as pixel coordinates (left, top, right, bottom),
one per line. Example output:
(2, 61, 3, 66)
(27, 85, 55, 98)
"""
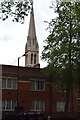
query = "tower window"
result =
(26, 54, 28, 64)
(31, 54, 33, 64)
(34, 54, 36, 64)
(36, 42, 38, 49)
(33, 38, 34, 44)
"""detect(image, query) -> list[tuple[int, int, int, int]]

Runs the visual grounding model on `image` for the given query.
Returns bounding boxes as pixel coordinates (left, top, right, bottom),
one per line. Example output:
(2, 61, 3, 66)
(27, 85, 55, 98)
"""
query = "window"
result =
(56, 102, 65, 112)
(6, 100, 11, 110)
(2, 78, 17, 89)
(2, 100, 6, 110)
(31, 100, 45, 111)
(31, 54, 33, 64)
(33, 38, 34, 44)
(30, 80, 45, 91)
(12, 101, 17, 110)
(7, 79, 11, 89)
(2, 100, 17, 111)
(12, 79, 17, 89)
(34, 54, 36, 64)
(2, 78, 6, 88)
(26, 54, 28, 64)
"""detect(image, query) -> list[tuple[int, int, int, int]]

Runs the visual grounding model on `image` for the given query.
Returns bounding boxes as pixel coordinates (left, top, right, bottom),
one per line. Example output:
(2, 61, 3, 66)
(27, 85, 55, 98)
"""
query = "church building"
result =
(0, 3, 80, 120)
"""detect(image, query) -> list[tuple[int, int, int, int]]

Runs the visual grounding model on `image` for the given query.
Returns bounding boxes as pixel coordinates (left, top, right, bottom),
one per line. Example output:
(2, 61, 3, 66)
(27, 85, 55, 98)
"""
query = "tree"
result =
(0, 0, 80, 24)
(42, 1, 80, 113)
(74, 2, 80, 19)
(0, 0, 32, 23)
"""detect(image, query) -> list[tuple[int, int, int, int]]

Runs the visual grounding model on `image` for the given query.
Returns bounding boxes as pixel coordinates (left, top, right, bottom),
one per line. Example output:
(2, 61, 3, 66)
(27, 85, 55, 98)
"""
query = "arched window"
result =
(26, 54, 28, 64)
(34, 54, 36, 64)
(33, 38, 34, 44)
(31, 54, 33, 64)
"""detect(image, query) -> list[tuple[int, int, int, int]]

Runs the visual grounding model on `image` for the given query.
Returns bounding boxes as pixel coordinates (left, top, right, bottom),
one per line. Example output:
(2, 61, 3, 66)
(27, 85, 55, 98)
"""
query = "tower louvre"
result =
(25, 3, 39, 67)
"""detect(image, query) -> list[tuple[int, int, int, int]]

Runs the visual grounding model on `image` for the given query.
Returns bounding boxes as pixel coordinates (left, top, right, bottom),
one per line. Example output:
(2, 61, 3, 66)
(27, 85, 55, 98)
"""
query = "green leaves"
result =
(74, 2, 80, 19)
(41, 2, 80, 91)
(0, 0, 31, 23)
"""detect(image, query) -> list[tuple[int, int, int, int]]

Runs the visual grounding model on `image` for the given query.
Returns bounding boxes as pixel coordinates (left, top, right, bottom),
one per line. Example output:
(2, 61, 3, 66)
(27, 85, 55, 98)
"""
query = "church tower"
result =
(25, 3, 39, 67)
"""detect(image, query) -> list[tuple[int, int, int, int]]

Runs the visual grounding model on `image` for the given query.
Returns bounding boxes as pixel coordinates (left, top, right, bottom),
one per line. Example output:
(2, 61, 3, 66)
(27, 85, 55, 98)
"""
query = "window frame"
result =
(31, 100, 45, 111)
(7, 79, 12, 89)
(2, 77, 17, 90)
(2, 100, 17, 111)
(56, 101, 65, 112)
(30, 80, 45, 91)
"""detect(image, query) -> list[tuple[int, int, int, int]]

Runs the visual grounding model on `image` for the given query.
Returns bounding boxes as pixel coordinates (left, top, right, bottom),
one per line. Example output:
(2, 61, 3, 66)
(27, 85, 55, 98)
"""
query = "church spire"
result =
(28, 2, 36, 41)
(25, 2, 39, 68)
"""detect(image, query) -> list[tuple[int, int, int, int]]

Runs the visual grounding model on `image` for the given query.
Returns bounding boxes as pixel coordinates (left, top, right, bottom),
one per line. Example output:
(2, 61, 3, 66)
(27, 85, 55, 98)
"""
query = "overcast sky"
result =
(0, 0, 55, 68)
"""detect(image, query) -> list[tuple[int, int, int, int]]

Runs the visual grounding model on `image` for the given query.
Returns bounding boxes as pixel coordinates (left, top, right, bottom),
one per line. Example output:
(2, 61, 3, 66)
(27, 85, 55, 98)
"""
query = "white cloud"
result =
(0, 0, 54, 68)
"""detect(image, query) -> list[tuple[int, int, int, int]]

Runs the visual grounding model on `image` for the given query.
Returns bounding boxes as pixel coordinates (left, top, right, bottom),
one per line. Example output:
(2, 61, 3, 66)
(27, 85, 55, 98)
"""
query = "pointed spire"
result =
(28, 2, 36, 39)
(25, 2, 39, 68)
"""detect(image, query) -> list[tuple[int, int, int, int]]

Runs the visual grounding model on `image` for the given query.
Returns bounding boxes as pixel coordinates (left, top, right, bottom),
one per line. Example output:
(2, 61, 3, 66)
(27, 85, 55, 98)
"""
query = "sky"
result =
(0, 0, 55, 68)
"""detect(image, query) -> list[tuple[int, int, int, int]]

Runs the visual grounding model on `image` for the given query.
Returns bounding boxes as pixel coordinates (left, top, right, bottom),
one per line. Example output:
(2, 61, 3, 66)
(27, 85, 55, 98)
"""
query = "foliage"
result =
(42, 1, 80, 112)
(0, 0, 32, 23)
(42, 1, 80, 91)
(74, 2, 80, 19)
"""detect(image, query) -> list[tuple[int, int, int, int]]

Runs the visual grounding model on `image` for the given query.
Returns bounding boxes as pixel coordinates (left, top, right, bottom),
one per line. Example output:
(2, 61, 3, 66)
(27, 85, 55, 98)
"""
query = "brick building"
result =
(1, 64, 80, 119)
(1, 65, 49, 115)
(0, 3, 80, 120)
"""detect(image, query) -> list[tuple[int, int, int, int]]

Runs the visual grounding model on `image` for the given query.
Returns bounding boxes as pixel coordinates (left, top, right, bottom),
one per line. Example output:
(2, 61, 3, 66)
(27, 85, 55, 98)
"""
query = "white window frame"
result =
(6, 100, 11, 110)
(30, 80, 45, 91)
(12, 101, 17, 110)
(31, 100, 45, 111)
(2, 78, 6, 89)
(12, 79, 17, 89)
(2, 78, 17, 90)
(2, 100, 6, 110)
(2, 100, 17, 111)
(56, 101, 65, 112)
(7, 79, 12, 89)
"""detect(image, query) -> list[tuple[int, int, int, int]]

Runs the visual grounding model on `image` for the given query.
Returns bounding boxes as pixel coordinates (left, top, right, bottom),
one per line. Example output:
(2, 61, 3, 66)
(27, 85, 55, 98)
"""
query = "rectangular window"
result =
(6, 100, 11, 110)
(30, 80, 45, 91)
(12, 79, 17, 89)
(2, 100, 17, 111)
(2, 78, 17, 89)
(2, 100, 6, 110)
(7, 79, 11, 89)
(56, 102, 65, 112)
(2, 78, 6, 89)
(12, 101, 17, 110)
(31, 100, 45, 111)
